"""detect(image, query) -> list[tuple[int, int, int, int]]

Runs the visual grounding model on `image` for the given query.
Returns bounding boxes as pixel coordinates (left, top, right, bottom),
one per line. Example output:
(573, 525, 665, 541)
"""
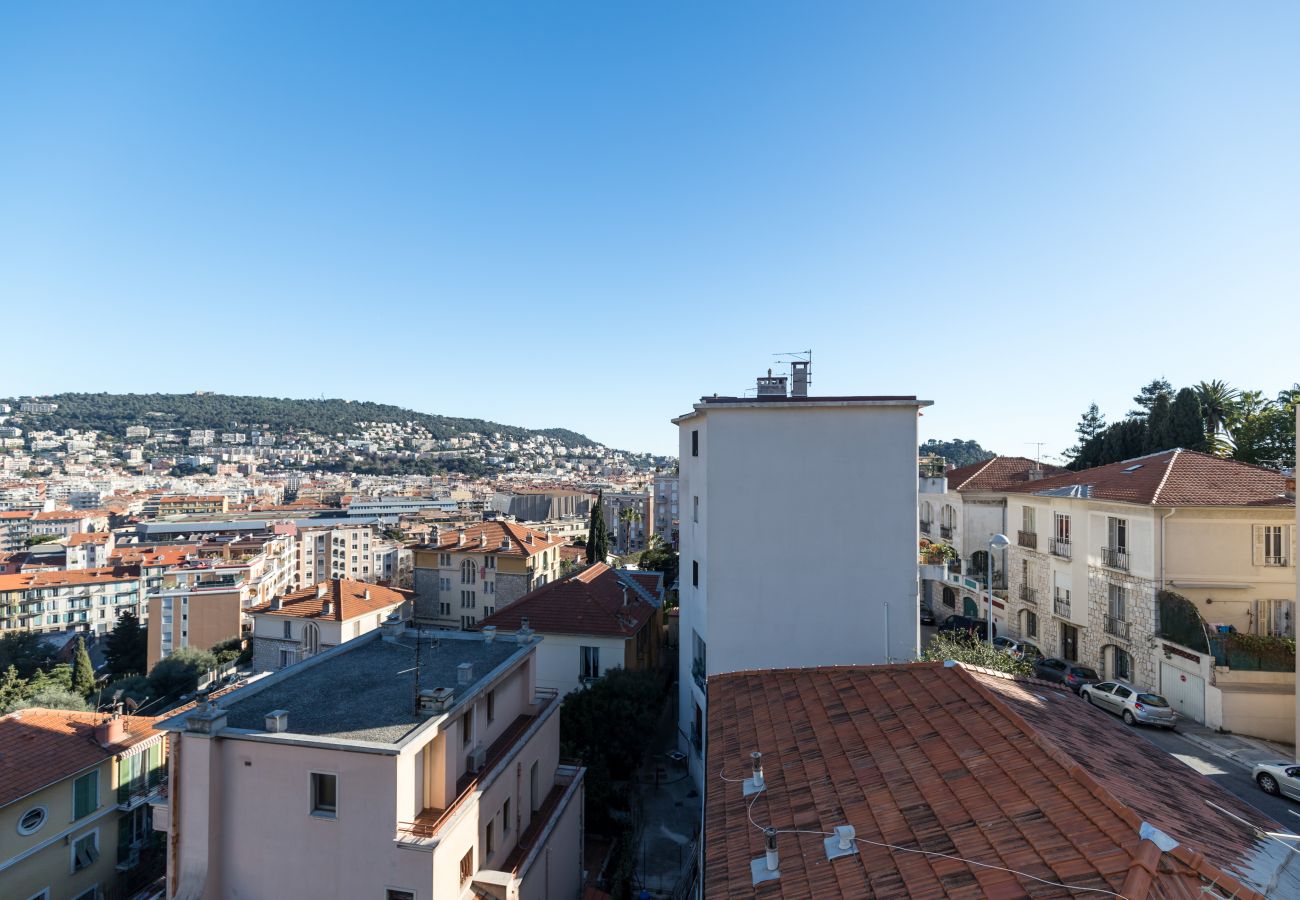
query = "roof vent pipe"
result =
(743, 750, 765, 797)
(765, 828, 779, 872)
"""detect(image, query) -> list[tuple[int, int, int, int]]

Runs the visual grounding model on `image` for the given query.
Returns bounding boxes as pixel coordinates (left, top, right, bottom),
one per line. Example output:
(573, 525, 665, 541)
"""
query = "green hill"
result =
(8, 393, 598, 448)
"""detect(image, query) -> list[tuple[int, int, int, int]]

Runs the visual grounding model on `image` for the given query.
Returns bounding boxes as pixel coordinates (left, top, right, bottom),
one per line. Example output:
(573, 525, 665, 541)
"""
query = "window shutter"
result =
(1252, 598, 1262, 635)
(1252, 525, 1265, 566)
(1290, 526, 1296, 567)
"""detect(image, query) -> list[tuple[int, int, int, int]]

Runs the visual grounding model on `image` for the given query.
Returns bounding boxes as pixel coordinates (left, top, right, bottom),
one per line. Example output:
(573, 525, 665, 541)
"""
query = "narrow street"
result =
(1131, 724, 1300, 829)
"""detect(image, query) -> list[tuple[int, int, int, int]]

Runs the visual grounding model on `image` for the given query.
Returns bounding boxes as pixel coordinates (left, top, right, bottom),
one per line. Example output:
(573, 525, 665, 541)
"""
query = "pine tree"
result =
(72, 637, 95, 697)
(1066, 404, 1106, 464)
(1129, 378, 1173, 420)
(1144, 393, 1174, 452)
(105, 612, 147, 678)
(1170, 388, 1206, 451)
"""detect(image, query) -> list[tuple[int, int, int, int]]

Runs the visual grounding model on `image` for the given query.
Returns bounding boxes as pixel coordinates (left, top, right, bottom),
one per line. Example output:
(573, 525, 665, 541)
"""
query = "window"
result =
(462, 713, 472, 747)
(486, 819, 495, 857)
(530, 761, 539, 811)
(1024, 610, 1038, 639)
(1108, 584, 1127, 622)
(282, 620, 292, 639)
(1113, 685, 1133, 699)
(440, 602, 451, 617)
(691, 430, 698, 457)
(17, 805, 46, 835)
(72, 830, 99, 871)
(1254, 599, 1295, 637)
(580, 646, 600, 680)
(279, 649, 296, 669)
(1107, 516, 1128, 552)
(460, 848, 474, 885)
(486, 690, 495, 723)
(1060, 623, 1078, 661)
(1113, 647, 1132, 680)
(311, 773, 337, 818)
(73, 770, 98, 820)
(386, 892, 416, 900)
(693, 496, 699, 524)
(692, 560, 699, 587)
(302, 622, 320, 656)
(1054, 513, 1071, 543)
(502, 798, 511, 835)
(461, 559, 478, 584)
(1022, 506, 1036, 534)
(1259, 525, 1289, 566)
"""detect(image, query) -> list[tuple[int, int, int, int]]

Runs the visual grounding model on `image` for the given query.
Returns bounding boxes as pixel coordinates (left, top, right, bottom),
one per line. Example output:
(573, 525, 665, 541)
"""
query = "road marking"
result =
(1170, 752, 1228, 776)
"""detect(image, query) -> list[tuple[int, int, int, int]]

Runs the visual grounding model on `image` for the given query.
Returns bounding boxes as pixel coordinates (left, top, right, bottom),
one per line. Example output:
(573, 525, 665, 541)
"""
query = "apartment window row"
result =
(461, 590, 476, 609)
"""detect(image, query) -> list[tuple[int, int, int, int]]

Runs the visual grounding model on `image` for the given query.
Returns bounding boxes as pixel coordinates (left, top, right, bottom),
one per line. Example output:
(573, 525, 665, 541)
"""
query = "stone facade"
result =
(495, 571, 531, 609)
(252, 636, 300, 672)
(1086, 566, 1157, 688)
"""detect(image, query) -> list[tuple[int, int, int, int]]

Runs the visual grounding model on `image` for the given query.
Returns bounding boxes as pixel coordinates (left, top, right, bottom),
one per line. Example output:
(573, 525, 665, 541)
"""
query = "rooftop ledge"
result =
(672, 395, 932, 423)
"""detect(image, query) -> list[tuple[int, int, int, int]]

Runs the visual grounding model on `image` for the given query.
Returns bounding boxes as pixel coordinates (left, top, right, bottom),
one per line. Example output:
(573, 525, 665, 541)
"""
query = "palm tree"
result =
(617, 505, 642, 554)
(1195, 380, 1241, 456)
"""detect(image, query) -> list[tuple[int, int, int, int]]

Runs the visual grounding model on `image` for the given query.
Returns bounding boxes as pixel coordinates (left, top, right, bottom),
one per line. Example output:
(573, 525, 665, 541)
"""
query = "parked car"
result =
(1253, 761, 1300, 800)
(993, 637, 1043, 661)
(937, 615, 996, 640)
(919, 604, 937, 626)
(1033, 658, 1100, 692)
(1080, 681, 1176, 729)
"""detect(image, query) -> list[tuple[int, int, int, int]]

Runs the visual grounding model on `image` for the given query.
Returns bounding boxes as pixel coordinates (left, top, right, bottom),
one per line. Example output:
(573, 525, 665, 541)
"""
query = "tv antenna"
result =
(1025, 442, 1046, 464)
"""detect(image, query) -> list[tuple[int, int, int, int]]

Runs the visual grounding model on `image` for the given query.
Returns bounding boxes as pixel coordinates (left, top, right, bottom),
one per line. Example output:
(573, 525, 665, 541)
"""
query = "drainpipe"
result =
(1159, 508, 1177, 590)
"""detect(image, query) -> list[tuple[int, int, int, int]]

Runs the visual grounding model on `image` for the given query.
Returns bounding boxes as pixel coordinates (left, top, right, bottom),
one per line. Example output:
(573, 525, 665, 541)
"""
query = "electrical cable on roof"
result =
(722, 772, 1133, 900)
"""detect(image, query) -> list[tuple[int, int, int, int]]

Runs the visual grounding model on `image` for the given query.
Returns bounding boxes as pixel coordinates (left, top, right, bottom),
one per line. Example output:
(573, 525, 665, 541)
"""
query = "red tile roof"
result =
(422, 521, 565, 557)
(0, 709, 162, 808)
(945, 456, 1069, 492)
(477, 563, 662, 639)
(705, 663, 1294, 899)
(0, 566, 140, 591)
(1007, 449, 1294, 507)
(66, 532, 110, 546)
(110, 544, 199, 567)
(246, 578, 413, 621)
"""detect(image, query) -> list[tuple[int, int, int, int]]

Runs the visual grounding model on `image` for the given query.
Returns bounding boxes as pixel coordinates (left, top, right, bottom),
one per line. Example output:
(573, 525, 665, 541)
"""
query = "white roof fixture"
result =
(457, 662, 474, 685)
(743, 750, 765, 797)
(824, 824, 859, 861)
(751, 827, 781, 886)
(264, 709, 289, 733)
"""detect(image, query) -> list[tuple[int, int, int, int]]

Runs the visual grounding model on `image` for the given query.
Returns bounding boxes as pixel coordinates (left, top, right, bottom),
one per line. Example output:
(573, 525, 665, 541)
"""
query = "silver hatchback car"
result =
(1080, 681, 1177, 729)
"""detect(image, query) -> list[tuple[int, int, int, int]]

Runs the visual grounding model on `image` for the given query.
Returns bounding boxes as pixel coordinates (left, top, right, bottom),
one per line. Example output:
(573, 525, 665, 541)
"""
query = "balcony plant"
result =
(919, 541, 958, 566)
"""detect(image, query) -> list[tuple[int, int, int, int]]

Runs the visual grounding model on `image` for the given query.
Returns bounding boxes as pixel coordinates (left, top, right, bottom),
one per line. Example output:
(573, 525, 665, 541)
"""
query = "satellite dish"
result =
(124, 697, 139, 713)
(111, 689, 124, 703)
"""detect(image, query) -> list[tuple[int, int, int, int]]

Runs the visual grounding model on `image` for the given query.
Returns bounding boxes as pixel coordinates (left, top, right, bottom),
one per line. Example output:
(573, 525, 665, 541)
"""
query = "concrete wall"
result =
(1217, 671, 1296, 745)
(532, 632, 625, 697)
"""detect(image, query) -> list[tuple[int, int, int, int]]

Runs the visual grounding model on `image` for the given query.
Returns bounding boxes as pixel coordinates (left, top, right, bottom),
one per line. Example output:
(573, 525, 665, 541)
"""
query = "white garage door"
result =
(1161, 662, 1205, 724)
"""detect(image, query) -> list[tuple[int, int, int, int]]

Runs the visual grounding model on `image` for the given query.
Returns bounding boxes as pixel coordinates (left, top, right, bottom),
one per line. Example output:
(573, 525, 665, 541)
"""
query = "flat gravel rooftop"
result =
(221, 632, 527, 744)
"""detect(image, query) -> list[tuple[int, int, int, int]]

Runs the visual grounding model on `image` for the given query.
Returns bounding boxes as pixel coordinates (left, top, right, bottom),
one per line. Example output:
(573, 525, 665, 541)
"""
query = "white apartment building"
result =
(674, 365, 930, 784)
(599, 490, 654, 555)
(248, 578, 413, 671)
(295, 523, 412, 589)
(156, 626, 584, 900)
(0, 567, 144, 636)
(651, 473, 679, 548)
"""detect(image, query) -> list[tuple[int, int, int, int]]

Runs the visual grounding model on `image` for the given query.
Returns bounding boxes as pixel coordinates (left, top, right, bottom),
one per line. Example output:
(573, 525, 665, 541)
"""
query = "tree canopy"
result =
(919, 439, 994, 469)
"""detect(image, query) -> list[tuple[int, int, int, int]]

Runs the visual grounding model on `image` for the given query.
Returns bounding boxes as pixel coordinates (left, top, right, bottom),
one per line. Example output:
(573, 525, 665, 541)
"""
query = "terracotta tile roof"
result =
(110, 544, 199, 567)
(246, 578, 413, 621)
(66, 532, 110, 546)
(0, 510, 35, 520)
(945, 456, 1069, 492)
(559, 544, 587, 564)
(421, 520, 565, 557)
(32, 509, 104, 521)
(1007, 449, 1294, 507)
(0, 709, 162, 808)
(0, 566, 140, 592)
(477, 563, 662, 639)
(705, 662, 1296, 899)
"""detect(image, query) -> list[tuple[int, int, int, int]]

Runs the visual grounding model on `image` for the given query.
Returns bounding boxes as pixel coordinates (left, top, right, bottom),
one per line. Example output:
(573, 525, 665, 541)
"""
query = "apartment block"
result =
(295, 523, 409, 588)
(599, 490, 654, 555)
(146, 561, 252, 668)
(141, 495, 230, 518)
(155, 626, 584, 900)
(0, 567, 144, 636)
(650, 473, 679, 548)
(675, 364, 930, 785)
(411, 522, 564, 630)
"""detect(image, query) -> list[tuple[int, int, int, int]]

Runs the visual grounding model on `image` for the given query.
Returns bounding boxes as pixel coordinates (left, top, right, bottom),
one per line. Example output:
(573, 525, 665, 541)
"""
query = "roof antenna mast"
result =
(773, 349, 812, 398)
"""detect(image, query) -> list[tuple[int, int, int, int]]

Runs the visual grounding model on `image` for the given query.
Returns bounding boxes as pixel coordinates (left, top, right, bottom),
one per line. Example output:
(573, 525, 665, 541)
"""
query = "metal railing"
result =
(1104, 615, 1131, 640)
(1100, 547, 1129, 571)
(1051, 538, 1072, 559)
(1265, 555, 1288, 567)
(1017, 530, 1037, 550)
(1053, 592, 1071, 618)
(1019, 585, 1038, 605)
(940, 525, 954, 540)
(919, 521, 932, 535)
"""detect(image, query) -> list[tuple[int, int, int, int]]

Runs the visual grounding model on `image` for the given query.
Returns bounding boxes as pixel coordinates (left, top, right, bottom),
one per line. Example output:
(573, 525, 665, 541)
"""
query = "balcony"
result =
(496, 764, 584, 884)
(1017, 530, 1037, 550)
(1053, 592, 1071, 618)
(919, 521, 932, 535)
(1104, 615, 1131, 641)
(1018, 585, 1038, 606)
(1100, 547, 1129, 571)
(118, 770, 167, 811)
(1265, 555, 1289, 567)
(1051, 538, 1072, 559)
(940, 525, 954, 540)
(397, 689, 560, 846)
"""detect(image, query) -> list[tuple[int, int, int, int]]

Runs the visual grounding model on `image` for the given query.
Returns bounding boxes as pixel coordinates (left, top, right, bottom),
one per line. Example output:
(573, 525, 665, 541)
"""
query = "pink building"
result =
(155, 624, 584, 900)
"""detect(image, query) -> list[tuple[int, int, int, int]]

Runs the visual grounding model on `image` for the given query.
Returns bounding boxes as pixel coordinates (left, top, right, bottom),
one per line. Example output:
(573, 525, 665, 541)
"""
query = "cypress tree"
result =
(1170, 388, 1206, 451)
(586, 492, 609, 564)
(72, 637, 95, 697)
(1144, 393, 1174, 452)
(105, 612, 147, 678)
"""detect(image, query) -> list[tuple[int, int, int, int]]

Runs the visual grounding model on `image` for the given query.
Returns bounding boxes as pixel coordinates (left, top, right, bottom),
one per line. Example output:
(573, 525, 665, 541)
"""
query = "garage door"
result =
(1160, 662, 1205, 724)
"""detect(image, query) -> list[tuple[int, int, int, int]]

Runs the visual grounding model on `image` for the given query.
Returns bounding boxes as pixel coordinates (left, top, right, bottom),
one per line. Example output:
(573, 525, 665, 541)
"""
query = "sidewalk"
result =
(1175, 717, 1296, 770)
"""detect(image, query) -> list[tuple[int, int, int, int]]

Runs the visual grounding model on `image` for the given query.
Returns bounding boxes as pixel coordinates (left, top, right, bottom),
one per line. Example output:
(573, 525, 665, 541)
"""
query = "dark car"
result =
(937, 615, 996, 640)
(1033, 658, 1100, 693)
(920, 604, 937, 626)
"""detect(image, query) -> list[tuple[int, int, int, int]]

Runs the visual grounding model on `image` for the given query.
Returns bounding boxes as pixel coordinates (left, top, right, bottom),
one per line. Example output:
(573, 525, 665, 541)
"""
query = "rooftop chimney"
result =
(790, 360, 811, 398)
(482, 625, 497, 643)
(479, 532, 487, 548)
(316, 583, 327, 599)
(363, 589, 370, 600)
(264, 709, 289, 733)
(95, 714, 127, 748)
(516, 617, 535, 644)
(417, 687, 456, 716)
(457, 662, 474, 685)
(457, 530, 466, 547)
(321, 597, 334, 617)
(270, 595, 282, 611)
(756, 369, 788, 398)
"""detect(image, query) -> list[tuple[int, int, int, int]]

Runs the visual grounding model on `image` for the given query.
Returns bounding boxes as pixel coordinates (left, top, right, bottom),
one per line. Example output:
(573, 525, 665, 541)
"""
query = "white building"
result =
(248, 578, 413, 671)
(674, 364, 930, 784)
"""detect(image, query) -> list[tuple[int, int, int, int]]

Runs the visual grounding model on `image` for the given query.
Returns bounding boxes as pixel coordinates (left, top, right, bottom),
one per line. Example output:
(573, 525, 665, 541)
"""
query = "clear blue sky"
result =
(3, 3, 1296, 460)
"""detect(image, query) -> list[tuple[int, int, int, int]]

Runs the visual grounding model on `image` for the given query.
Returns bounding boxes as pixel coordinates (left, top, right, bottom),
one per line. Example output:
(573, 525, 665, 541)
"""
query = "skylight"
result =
(1122, 464, 1143, 473)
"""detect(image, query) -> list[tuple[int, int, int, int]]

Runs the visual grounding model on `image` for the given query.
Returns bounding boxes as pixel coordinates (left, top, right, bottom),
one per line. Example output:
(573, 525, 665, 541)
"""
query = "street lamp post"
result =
(987, 533, 1011, 646)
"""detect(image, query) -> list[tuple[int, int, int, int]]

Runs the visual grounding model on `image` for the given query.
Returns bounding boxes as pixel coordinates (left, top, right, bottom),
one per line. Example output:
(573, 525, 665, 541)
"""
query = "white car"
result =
(1253, 761, 1300, 800)
(1079, 681, 1177, 728)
